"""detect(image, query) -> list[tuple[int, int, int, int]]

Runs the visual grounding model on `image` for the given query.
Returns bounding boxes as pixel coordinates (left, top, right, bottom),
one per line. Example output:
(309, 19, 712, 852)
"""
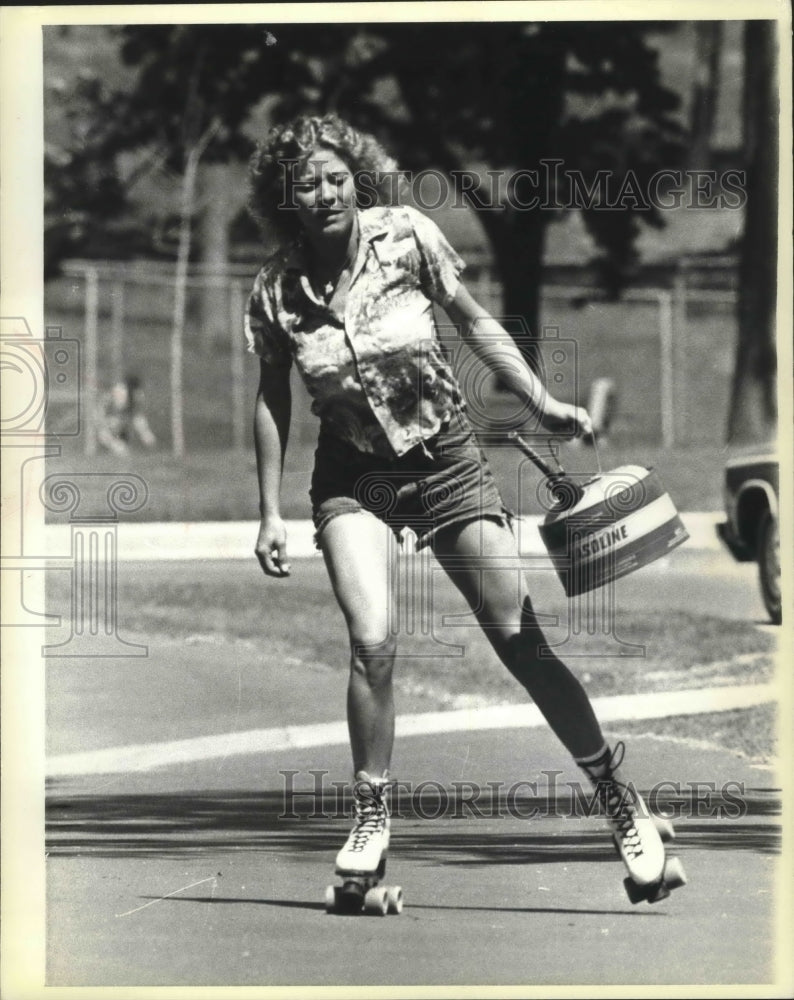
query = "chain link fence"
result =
(45, 259, 737, 455)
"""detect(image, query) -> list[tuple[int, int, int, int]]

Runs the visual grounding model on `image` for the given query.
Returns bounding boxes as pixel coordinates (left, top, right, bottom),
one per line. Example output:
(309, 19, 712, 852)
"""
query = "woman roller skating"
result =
(246, 114, 686, 913)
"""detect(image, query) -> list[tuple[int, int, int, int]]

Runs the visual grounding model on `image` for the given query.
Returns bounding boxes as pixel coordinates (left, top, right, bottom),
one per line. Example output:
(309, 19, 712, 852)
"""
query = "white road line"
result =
(42, 512, 724, 561)
(47, 682, 775, 778)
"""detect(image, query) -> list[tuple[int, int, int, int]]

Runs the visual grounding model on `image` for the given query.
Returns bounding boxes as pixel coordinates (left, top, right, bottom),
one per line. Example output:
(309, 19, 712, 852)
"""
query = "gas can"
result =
(538, 465, 689, 597)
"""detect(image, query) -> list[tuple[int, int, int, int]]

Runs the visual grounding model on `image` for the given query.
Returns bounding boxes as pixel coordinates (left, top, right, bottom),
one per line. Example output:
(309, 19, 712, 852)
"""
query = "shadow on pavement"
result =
(136, 895, 668, 918)
(46, 785, 781, 861)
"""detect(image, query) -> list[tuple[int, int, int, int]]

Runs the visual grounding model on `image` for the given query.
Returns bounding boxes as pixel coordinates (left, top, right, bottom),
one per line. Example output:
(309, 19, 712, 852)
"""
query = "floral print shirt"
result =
(245, 205, 466, 457)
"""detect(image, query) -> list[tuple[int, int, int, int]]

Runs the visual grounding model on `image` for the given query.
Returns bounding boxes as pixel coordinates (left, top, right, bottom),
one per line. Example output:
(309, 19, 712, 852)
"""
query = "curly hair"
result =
(248, 114, 405, 245)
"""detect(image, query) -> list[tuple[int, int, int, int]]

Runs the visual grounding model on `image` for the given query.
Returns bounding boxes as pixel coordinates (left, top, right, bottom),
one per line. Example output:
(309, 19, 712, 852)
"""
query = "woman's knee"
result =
(496, 614, 558, 681)
(501, 628, 542, 671)
(349, 632, 397, 689)
(505, 596, 553, 665)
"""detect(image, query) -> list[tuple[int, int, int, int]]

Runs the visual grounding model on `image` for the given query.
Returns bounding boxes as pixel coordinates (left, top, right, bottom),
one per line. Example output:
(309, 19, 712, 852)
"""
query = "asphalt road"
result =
(42, 552, 786, 992)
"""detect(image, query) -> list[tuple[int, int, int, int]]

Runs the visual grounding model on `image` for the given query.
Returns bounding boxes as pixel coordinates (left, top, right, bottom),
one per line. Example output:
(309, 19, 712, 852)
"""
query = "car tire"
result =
(758, 510, 781, 625)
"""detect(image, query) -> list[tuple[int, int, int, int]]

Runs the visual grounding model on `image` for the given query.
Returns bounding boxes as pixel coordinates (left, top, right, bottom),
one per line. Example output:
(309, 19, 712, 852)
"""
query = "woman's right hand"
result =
(255, 515, 291, 578)
(540, 401, 594, 439)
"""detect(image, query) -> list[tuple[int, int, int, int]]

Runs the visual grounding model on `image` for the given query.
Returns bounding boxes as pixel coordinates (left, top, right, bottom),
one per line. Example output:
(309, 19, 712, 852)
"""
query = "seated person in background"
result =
(97, 375, 157, 456)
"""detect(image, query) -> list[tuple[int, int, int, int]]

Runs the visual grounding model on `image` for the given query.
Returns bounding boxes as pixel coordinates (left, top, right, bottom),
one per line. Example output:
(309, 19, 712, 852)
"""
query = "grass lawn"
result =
(614, 704, 779, 765)
(45, 435, 734, 524)
(47, 558, 778, 762)
(44, 281, 748, 522)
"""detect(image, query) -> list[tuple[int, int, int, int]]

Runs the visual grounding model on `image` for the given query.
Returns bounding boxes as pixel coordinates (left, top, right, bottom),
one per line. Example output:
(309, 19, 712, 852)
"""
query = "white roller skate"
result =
(325, 771, 403, 915)
(578, 742, 687, 904)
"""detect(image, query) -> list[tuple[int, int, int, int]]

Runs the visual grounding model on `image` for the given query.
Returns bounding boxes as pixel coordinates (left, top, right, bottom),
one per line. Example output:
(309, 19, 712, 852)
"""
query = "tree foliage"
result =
(44, 21, 779, 443)
(47, 22, 684, 290)
(44, 70, 130, 275)
(46, 21, 689, 375)
(334, 22, 685, 359)
(45, 24, 346, 264)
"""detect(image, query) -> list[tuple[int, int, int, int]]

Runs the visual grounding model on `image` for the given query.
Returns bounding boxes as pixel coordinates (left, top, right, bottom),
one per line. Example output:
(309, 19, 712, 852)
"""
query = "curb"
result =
(46, 681, 775, 777)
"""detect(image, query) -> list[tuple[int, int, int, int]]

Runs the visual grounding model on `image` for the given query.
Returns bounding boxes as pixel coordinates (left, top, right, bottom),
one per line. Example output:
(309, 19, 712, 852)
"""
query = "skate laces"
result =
(347, 780, 388, 853)
(585, 742, 644, 860)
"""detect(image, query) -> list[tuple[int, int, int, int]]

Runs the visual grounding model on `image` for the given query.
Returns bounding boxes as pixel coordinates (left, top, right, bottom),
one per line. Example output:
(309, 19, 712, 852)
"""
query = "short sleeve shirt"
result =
(244, 205, 466, 457)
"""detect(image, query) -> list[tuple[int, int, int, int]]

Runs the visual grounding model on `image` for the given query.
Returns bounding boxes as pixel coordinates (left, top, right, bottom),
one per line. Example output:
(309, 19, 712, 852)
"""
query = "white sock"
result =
(574, 744, 612, 780)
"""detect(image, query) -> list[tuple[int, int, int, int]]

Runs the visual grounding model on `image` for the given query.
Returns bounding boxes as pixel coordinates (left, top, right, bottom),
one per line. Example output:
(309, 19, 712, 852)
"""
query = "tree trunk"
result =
(198, 162, 232, 354)
(171, 120, 220, 456)
(727, 22, 778, 444)
(376, 27, 563, 374)
(170, 153, 197, 458)
(492, 212, 546, 372)
(687, 22, 723, 172)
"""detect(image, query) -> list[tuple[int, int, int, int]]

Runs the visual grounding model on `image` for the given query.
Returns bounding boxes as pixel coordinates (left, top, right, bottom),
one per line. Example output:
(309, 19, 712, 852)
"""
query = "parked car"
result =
(716, 449, 781, 624)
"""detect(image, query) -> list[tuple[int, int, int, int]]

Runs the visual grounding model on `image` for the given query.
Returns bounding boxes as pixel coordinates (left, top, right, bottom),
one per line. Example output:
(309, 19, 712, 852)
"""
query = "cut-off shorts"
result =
(310, 407, 514, 551)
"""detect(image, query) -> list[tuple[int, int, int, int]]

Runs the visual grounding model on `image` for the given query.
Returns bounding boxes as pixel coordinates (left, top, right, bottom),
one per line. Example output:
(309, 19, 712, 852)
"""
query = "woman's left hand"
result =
(541, 402, 593, 438)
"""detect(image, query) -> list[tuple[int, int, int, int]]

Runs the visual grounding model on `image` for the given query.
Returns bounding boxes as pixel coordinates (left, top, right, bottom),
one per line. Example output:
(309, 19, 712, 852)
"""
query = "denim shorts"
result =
(310, 408, 514, 551)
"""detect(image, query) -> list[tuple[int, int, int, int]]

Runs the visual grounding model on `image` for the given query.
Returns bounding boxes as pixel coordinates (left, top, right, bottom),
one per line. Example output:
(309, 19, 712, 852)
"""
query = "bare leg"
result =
(319, 511, 397, 776)
(431, 517, 605, 760)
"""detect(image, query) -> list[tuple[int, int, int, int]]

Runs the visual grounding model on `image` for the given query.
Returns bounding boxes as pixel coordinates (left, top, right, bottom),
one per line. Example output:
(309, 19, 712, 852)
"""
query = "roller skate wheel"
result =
(386, 885, 403, 914)
(663, 855, 687, 890)
(363, 886, 389, 916)
(324, 885, 338, 913)
(622, 876, 649, 905)
(337, 881, 366, 913)
(623, 875, 671, 905)
(653, 815, 675, 843)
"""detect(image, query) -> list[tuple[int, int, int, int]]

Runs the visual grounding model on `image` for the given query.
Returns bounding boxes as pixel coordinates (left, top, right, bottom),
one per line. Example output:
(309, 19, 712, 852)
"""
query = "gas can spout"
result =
(508, 431, 585, 510)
